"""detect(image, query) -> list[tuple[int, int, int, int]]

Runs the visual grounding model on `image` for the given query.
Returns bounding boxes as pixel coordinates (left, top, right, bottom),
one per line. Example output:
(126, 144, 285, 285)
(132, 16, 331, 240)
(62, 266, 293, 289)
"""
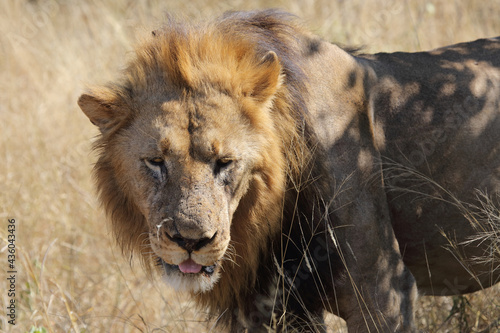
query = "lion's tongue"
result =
(178, 258, 202, 274)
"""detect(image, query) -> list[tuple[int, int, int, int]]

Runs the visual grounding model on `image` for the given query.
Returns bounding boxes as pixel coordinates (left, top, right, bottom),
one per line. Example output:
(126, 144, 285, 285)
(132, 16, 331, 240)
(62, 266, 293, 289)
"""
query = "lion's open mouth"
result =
(158, 258, 217, 277)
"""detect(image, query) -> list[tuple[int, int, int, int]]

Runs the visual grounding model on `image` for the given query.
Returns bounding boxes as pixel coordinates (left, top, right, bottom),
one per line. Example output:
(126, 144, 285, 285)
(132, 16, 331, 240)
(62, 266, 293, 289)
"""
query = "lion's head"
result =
(77, 12, 317, 296)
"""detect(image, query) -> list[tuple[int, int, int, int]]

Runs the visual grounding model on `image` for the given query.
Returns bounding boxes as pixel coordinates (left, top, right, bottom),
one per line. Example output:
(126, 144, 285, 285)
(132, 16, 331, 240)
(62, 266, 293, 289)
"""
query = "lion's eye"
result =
(216, 158, 233, 169)
(215, 157, 233, 175)
(149, 157, 164, 166)
(144, 158, 167, 180)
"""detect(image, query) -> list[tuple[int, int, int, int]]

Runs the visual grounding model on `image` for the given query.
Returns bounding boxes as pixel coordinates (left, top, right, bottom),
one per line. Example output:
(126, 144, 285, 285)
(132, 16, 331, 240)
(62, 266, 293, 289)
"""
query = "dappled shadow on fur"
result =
(384, 161, 500, 288)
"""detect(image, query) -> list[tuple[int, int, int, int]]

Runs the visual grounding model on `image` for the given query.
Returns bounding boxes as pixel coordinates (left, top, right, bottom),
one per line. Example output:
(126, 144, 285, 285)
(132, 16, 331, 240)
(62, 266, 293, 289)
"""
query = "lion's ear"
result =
(78, 92, 129, 133)
(247, 51, 283, 104)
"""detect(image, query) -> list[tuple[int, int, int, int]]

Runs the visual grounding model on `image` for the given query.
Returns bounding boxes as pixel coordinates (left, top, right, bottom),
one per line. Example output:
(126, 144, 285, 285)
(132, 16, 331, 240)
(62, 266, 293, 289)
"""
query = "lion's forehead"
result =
(135, 93, 255, 161)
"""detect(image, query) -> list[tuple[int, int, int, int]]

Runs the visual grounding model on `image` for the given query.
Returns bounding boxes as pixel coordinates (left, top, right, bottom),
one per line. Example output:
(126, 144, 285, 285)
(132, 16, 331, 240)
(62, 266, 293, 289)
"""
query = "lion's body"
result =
(79, 10, 500, 332)
(306, 36, 500, 296)
(369, 40, 500, 295)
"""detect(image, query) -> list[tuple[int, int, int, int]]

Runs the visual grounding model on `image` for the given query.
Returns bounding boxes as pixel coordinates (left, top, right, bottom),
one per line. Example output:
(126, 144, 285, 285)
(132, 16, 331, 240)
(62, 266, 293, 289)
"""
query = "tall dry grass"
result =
(0, 0, 499, 332)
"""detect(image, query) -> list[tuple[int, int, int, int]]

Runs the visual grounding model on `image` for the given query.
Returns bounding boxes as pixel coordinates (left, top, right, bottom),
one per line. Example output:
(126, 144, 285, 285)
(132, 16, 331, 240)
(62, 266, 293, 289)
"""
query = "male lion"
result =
(78, 10, 500, 332)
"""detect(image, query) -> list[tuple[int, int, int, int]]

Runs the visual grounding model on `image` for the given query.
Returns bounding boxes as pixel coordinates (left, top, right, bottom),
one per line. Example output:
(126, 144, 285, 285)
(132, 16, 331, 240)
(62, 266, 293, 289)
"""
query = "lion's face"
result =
(112, 90, 270, 292)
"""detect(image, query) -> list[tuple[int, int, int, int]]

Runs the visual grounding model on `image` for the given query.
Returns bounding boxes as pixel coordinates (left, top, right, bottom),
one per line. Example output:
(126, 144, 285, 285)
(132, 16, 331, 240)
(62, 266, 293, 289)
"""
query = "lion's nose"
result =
(167, 232, 217, 252)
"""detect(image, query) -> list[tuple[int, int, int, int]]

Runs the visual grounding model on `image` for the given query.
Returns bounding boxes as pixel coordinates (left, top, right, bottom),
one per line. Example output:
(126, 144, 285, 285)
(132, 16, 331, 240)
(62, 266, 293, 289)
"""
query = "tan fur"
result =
(79, 10, 500, 332)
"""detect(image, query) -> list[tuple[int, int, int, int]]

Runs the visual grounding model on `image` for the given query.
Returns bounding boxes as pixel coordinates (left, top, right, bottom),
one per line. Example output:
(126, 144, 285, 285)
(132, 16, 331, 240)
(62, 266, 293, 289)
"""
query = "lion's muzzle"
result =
(153, 212, 227, 292)
(146, 164, 233, 292)
(150, 195, 231, 286)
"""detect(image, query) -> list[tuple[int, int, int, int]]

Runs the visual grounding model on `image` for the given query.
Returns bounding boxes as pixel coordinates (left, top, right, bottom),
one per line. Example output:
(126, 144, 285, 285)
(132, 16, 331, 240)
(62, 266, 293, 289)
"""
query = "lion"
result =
(78, 10, 500, 332)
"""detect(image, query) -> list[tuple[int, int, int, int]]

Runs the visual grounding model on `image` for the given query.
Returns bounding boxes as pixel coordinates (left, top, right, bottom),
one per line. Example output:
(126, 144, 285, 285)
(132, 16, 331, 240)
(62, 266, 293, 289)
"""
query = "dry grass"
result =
(0, 0, 499, 332)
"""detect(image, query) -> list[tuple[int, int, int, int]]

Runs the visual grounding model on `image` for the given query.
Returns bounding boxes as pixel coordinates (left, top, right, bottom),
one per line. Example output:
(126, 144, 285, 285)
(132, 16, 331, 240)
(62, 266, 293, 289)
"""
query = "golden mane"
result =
(120, 10, 317, 125)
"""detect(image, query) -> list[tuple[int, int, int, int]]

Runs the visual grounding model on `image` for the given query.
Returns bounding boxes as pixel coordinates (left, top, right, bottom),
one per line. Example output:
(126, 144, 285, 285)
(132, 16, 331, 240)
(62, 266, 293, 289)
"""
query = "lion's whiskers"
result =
(221, 243, 240, 268)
